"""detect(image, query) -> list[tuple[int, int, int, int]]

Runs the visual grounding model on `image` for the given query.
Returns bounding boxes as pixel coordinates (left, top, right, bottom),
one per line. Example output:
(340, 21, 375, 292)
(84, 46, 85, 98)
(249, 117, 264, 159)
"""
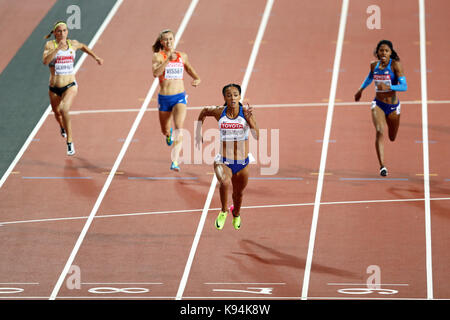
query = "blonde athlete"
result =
(152, 29, 201, 171)
(196, 84, 259, 230)
(42, 21, 103, 155)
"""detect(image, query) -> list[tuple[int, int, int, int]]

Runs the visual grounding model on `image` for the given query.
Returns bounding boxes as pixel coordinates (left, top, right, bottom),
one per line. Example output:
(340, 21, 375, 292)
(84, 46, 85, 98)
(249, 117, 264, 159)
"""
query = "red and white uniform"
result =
(158, 51, 184, 83)
(49, 40, 75, 75)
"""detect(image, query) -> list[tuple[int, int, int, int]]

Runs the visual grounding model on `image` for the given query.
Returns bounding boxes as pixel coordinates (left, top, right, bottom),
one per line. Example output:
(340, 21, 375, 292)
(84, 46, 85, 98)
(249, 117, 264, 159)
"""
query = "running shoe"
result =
(170, 161, 180, 171)
(230, 205, 241, 230)
(67, 142, 75, 156)
(166, 128, 173, 146)
(380, 166, 388, 177)
(215, 210, 228, 230)
(60, 126, 67, 138)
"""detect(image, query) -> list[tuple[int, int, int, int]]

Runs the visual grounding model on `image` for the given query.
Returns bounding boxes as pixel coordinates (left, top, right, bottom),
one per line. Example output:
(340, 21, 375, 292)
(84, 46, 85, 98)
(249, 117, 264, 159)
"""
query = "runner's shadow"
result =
(228, 239, 359, 279)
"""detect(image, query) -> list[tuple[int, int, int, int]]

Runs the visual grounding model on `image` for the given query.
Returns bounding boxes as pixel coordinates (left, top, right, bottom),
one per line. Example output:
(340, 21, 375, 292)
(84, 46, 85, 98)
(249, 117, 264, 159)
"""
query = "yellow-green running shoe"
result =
(215, 210, 227, 230)
(230, 205, 240, 230)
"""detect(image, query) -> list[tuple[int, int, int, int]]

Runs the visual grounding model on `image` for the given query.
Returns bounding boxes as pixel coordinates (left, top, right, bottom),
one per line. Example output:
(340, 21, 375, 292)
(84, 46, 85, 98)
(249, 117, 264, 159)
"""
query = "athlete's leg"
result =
(171, 103, 187, 164)
(214, 162, 232, 212)
(386, 110, 401, 142)
(371, 105, 387, 168)
(59, 85, 78, 143)
(231, 166, 249, 217)
(49, 91, 65, 131)
(159, 110, 172, 137)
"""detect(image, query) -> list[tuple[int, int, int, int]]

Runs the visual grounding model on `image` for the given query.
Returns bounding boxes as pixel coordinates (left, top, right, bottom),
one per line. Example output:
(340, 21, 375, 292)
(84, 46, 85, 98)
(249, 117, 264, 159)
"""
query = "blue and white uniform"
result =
(215, 104, 254, 175)
(360, 58, 407, 116)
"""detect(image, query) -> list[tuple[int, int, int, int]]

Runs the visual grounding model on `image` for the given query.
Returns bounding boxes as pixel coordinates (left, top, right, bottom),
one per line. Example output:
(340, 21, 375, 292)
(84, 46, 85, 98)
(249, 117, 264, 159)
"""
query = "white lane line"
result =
(61, 99, 450, 115)
(419, 0, 433, 300)
(174, 0, 275, 301)
(2, 196, 449, 227)
(301, 0, 349, 301)
(48, 0, 199, 300)
(0, 1, 123, 189)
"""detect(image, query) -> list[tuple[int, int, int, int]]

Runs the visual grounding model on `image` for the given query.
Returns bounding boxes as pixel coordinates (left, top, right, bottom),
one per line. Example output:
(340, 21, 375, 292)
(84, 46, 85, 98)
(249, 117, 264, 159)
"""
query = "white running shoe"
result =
(380, 166, 388, 177)
(67, 142, 75, 156)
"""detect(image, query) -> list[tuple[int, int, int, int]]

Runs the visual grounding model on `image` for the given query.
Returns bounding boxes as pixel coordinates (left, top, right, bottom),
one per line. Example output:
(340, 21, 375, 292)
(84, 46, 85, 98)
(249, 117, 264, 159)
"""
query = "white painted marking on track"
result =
(61, 99, 450, 115)
(1, 197, 449, 227)
(175, 0, 275, 301)
(301, 0, 349, 301)
(419, 0, 433, 300)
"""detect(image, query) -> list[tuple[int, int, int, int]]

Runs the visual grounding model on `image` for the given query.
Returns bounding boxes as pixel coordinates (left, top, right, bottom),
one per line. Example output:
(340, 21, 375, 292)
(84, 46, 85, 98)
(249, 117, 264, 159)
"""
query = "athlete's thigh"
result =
(172, 103, 187, 129)
(231, 166, 249, 191)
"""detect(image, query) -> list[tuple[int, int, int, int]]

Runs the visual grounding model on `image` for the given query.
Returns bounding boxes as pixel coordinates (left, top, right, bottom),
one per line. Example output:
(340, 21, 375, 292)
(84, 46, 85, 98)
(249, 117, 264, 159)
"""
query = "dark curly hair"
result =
(374, 40, 400, 61)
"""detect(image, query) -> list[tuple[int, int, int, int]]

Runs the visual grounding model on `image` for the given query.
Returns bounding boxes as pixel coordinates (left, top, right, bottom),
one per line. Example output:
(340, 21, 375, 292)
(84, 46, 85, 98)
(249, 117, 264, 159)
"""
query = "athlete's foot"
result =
(215, 210, 228, 230)
(166, 128, 173, 146)
(380, 166, 388, 177)
(170, 161, 180, 172)
(60, 126, 67, 138)
(230, 205, 240, 230)
(67, 142, 75, 156)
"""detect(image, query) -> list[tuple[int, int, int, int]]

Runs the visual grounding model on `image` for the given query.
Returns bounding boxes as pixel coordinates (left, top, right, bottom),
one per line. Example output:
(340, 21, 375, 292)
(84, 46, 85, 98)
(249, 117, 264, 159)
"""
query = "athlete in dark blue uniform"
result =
(355, 40, 407, 176)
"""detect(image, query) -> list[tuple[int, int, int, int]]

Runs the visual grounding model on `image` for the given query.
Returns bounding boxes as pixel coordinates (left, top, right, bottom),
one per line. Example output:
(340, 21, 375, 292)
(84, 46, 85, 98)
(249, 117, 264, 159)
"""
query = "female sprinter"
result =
(42, 21, 103, 155)
(354, 40, 407, 176)
(195, 84, 259, 230)
(152, 29, 201, 171)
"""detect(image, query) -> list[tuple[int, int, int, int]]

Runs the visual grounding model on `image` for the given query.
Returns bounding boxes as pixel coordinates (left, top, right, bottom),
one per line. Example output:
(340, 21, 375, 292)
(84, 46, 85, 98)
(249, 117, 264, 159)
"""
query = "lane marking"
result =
(61, 99, 450, 115)
(49, 0, 198, 300)
(175, 0, 275, 301)
(301, 0, 349, 301)
(127, 177, 198, 180)
(339, 178, 409, 181)
(2, 196, 450, 227)
(21, 177, 93, 180)
(419, 0, 433, 300)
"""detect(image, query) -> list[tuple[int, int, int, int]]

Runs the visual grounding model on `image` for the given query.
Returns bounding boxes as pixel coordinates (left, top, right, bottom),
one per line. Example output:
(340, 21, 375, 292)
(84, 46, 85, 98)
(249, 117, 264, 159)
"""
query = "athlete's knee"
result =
(220, 178, 231, 189)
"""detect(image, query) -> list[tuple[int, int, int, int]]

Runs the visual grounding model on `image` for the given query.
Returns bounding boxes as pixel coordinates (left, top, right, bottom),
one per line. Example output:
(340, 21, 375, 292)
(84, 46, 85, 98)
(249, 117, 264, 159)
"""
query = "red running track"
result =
(0, 0, 449, 301)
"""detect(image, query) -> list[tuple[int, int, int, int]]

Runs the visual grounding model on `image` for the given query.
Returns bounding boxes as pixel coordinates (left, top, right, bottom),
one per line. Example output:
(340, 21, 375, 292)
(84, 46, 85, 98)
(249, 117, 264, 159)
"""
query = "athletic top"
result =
(158, 51, 184, 83)
(219, 104, 250, 142)
(49, 40, 76, 75)
(373, 58, 398, 93)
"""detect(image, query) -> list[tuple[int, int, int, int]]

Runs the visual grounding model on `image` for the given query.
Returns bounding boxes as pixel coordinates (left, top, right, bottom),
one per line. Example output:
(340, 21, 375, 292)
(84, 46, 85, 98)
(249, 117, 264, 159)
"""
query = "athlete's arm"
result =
(42, 41, 58, 65)
(355, 62, 376, 101)
(181, 52, 201, 87)
(390, 60, 407, 91)
(152, 51, 171, 77)
(195, 106, 223, 147)
(243, 104, 259, 140)
(72, 40, 103, 65)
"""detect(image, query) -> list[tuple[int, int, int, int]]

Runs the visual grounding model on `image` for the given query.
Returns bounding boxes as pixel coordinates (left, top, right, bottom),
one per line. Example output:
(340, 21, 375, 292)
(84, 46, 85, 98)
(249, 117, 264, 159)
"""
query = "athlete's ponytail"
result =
(152, 29, 173, 52)
(374, 40, 400, 61)
(44, 21, 67, 39)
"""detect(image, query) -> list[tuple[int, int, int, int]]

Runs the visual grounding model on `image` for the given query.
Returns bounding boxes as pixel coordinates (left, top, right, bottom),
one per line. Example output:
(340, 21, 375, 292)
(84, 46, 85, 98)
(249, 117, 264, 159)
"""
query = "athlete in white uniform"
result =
(196, 84, 259, 230)
(42, 21, 103, 155)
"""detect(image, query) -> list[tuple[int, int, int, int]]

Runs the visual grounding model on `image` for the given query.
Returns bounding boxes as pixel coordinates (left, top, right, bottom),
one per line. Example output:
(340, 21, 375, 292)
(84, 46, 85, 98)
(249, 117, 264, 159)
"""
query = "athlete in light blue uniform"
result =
(355, 40, 407, 176)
